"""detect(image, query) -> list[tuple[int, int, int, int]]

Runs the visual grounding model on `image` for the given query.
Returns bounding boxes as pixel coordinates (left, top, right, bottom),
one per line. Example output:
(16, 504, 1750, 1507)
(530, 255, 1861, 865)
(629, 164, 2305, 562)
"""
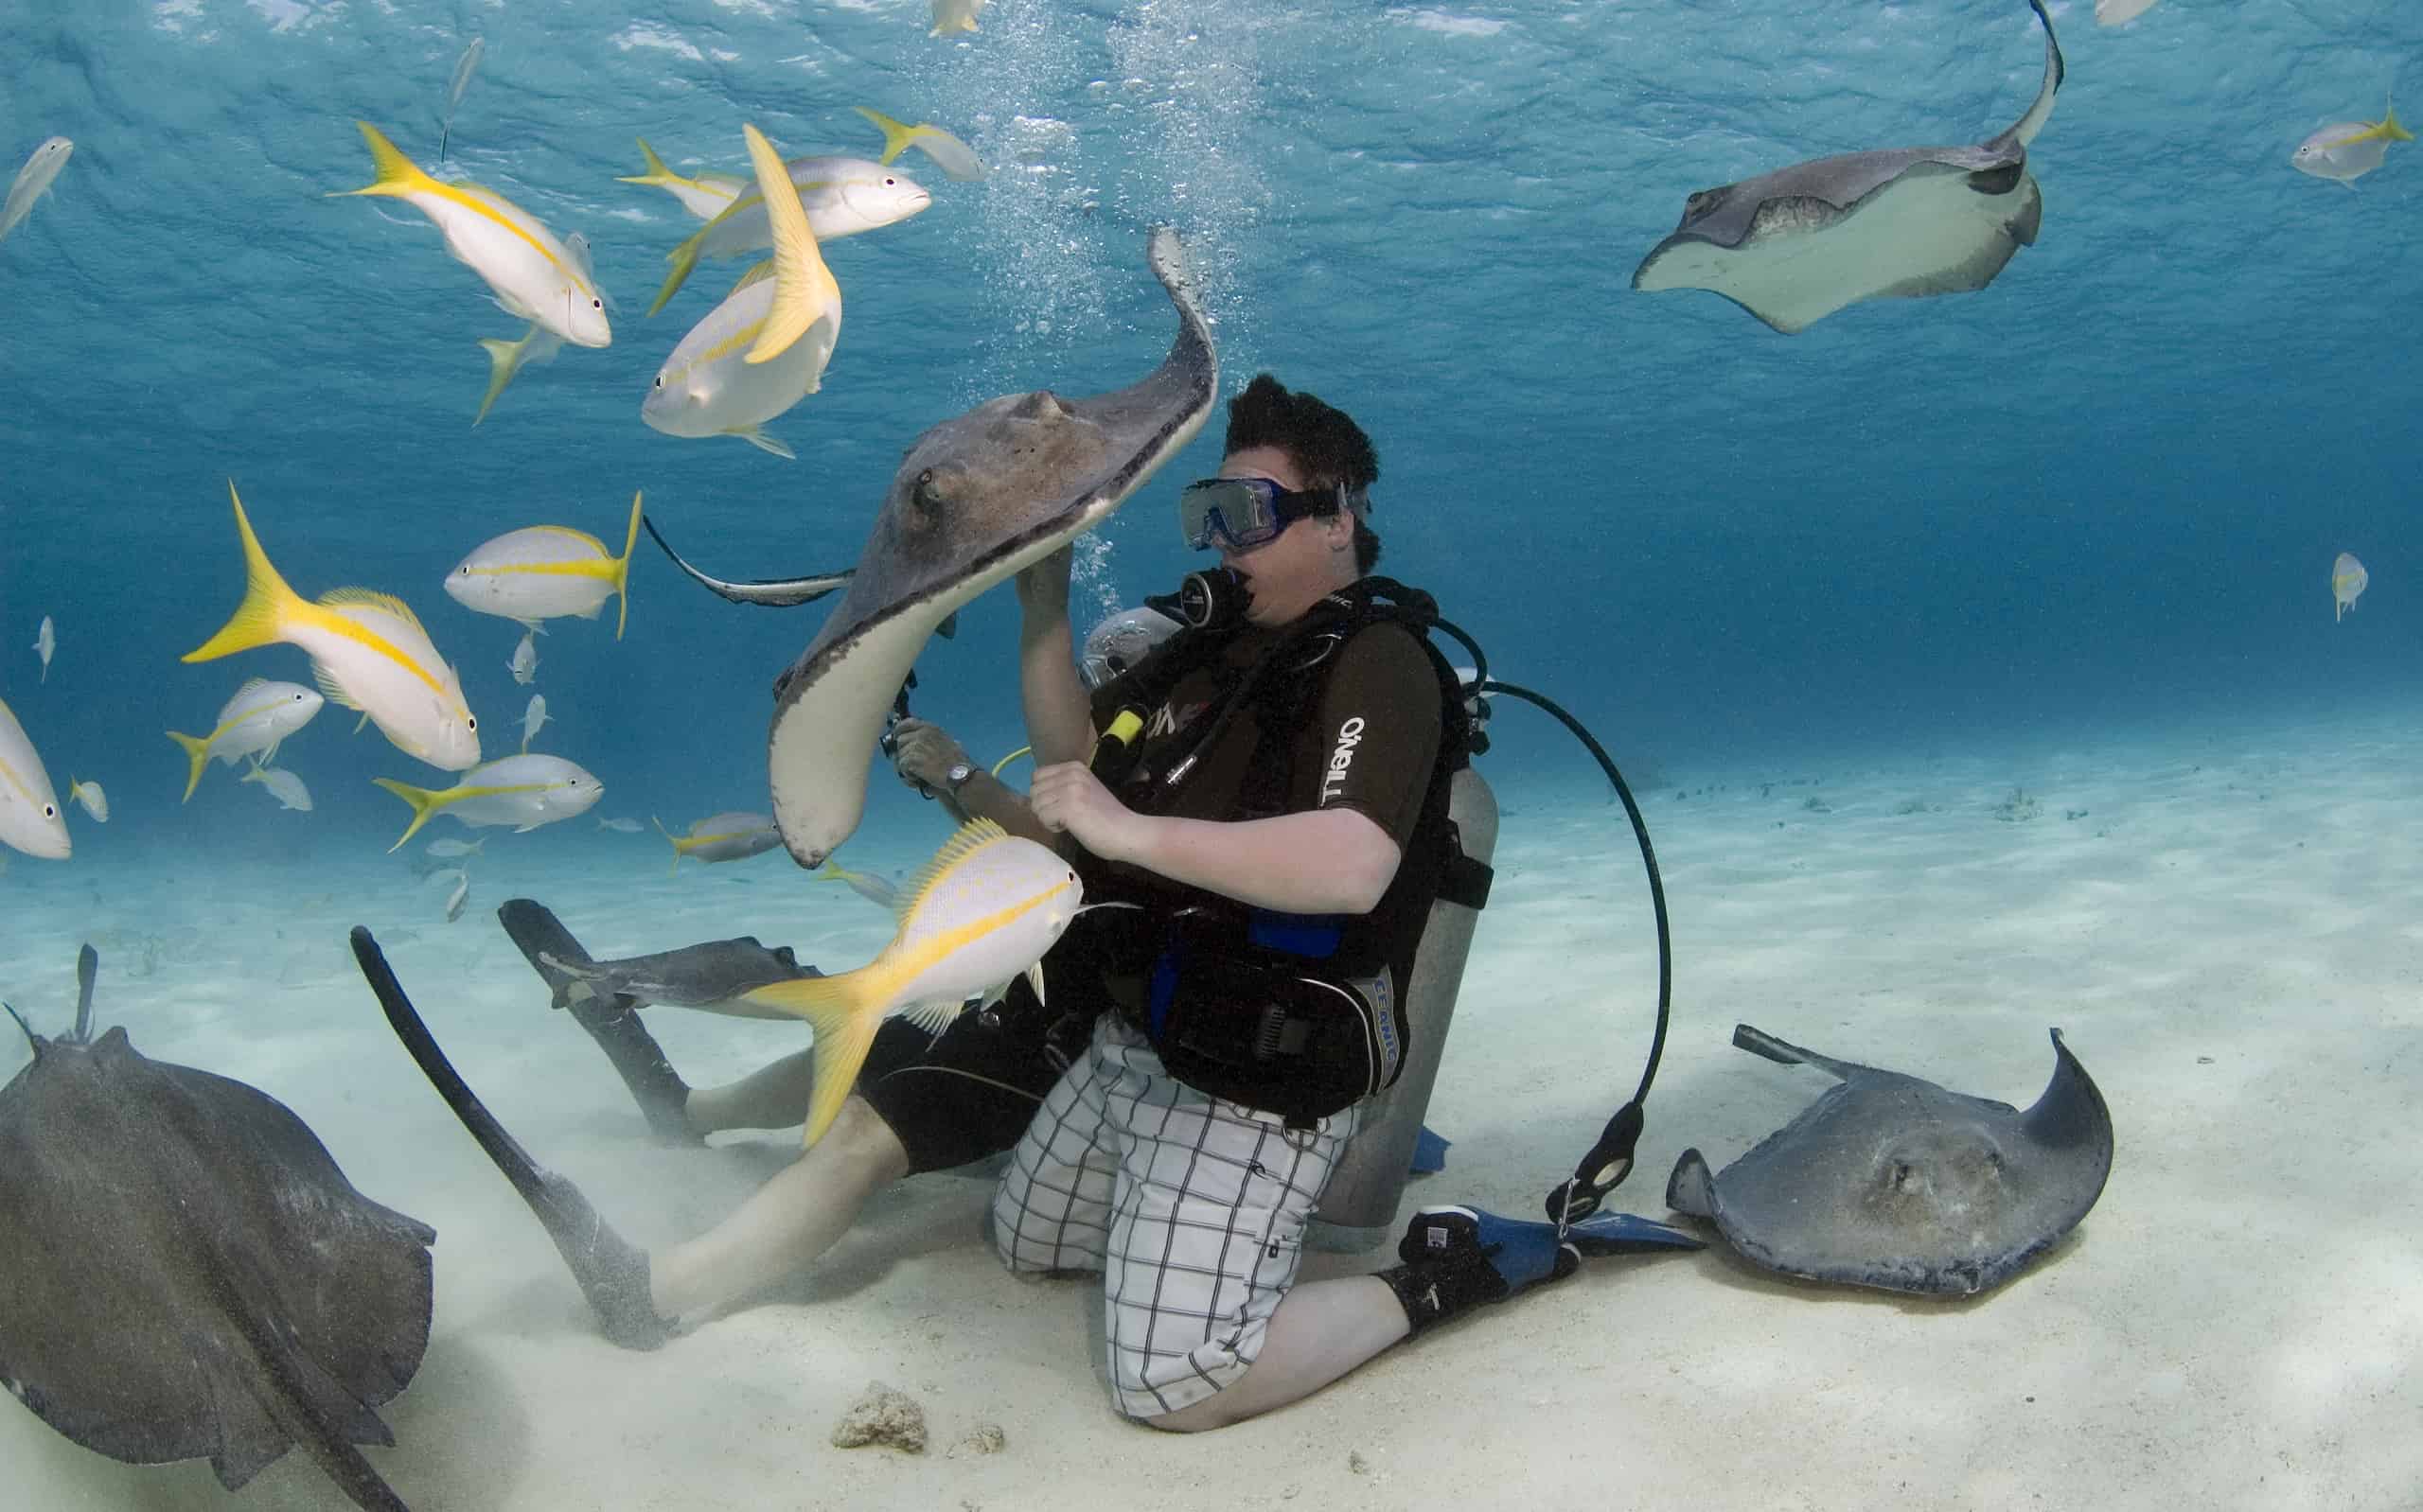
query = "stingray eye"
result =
(913, 467, 945, 512)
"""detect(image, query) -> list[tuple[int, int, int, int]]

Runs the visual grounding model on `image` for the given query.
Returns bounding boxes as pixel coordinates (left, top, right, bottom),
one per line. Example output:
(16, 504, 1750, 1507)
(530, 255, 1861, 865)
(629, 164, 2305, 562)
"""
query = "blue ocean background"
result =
(7, 0, 2414, 862)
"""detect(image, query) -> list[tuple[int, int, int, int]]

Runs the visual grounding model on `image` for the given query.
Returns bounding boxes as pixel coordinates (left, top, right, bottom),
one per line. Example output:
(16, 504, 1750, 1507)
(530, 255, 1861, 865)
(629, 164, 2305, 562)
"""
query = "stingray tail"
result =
(73, 943, 97, 1041)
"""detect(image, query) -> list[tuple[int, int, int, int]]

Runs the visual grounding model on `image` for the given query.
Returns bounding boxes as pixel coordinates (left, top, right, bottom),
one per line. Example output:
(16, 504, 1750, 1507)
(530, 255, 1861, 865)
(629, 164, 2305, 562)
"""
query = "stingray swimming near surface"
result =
(0, 945, 435, 1509)
(1633, 0, 2065, 334)
(764, 222, 1218, 868)
(1666, 1024, 2113, 1297)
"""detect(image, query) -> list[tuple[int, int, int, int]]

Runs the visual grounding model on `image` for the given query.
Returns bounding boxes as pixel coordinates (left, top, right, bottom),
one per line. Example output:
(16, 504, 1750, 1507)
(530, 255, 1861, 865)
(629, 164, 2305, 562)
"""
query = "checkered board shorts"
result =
(990, 1014, 1360, 1418)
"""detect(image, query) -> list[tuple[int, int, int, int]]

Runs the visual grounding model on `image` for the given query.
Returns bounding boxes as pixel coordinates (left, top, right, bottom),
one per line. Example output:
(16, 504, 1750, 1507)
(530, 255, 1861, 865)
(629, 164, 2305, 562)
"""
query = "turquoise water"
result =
(5, 1, 2421, 1506)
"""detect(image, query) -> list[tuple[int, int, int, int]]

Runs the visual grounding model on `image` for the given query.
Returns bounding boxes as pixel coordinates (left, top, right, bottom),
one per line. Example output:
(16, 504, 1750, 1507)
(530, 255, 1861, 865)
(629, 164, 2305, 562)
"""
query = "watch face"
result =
(946, 763, 974, 789)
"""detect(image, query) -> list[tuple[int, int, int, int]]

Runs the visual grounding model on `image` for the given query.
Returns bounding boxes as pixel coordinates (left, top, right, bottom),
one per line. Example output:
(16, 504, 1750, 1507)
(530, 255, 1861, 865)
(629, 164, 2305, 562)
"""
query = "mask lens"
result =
(1178, 479, 1283, 552)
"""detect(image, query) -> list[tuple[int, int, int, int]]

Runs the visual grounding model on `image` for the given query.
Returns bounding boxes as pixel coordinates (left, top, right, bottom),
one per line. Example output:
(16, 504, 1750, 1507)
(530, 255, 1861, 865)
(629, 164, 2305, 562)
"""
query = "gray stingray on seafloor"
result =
(0, 945, 434, 1510)
(766, 223, 1218, 868)
(1667, 1024, 2113, 1297)
(1632, 0, 2065, 334)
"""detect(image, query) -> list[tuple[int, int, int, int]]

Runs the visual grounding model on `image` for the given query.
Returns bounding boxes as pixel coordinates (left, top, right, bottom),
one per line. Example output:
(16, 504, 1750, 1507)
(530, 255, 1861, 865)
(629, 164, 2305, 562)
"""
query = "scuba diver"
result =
(455, 375, 1689, 1379)
(978, 375, 1688, 1432)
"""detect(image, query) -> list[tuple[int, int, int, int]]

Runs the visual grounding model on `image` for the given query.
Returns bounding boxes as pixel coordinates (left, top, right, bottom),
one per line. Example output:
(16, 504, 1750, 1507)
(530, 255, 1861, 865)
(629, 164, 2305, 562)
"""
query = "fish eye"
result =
(653, 375, 664, 388)
(44, 804, 57, 818)
(913, 467, 944, 511)
(467, 716, 478, 730)
(884, 177, 897, 186)
(592, 298, 603, 309)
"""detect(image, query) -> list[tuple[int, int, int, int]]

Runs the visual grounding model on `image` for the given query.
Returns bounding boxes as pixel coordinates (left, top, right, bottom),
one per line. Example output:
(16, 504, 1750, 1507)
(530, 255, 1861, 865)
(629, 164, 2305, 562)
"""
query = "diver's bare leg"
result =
(684, 1049, 816, 1133)
(1145, 1278, 1410, 1433)
(650, 1093, 911, 1321)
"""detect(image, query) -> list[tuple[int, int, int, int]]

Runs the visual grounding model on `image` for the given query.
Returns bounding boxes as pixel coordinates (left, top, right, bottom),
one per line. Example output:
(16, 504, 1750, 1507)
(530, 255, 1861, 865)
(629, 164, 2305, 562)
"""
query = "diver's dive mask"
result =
(1176, 476, 1364, 553)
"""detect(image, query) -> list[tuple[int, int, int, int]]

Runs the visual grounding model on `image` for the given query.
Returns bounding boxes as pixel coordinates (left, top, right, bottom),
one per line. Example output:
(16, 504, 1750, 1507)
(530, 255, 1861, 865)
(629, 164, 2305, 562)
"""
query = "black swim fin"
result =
(350, 927, 672, 1351)
(497, 899, 699, 1147)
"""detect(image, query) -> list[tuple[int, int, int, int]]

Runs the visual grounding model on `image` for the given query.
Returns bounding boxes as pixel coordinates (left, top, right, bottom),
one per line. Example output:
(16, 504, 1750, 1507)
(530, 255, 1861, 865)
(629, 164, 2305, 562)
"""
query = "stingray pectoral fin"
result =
(2022, 1029, 2115, 1159)
(349, 927, 671, 1349)
(769, 598, 955, 867)
(1665, 1148, 1718, 1218)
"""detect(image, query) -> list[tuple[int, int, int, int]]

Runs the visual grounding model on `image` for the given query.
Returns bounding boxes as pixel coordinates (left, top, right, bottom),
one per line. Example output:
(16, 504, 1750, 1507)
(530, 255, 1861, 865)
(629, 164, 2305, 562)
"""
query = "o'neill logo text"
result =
(1320, 716, 1366, 801)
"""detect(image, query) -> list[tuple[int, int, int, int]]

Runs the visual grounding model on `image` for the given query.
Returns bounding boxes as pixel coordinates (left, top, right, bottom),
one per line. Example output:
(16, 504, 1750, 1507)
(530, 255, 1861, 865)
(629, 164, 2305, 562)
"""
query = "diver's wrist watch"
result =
(945, 762, 975, 793)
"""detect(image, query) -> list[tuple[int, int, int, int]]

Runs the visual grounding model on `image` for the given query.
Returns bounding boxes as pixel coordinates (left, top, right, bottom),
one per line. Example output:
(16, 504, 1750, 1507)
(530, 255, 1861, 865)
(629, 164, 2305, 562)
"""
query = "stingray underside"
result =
(1668, 1028, 2112, 1296)
(766, 224, 1218, 867)
(1633, 148, 2040, 334)
(0, 1029, 432, 1505)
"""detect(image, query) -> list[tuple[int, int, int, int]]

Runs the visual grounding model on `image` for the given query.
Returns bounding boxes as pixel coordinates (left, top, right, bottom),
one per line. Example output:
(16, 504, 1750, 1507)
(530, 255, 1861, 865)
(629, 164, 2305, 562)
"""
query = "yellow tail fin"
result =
(612, 490, 642, 640)
(166, 730, 211, 802)
(853, 107, 918, 167)
(372, 778, 451, 852)
(652, 815, 690, 875)
(617, 137, 682, 187)
(649, 234, 705, 316)
(2383, 101, 2414, 143)
(183, 482, 305, 663)
(737, 973, 883, 1148)
(331, 121, 437, 199)
(740, 122, 837, 365)
(473, 335, 523, 426)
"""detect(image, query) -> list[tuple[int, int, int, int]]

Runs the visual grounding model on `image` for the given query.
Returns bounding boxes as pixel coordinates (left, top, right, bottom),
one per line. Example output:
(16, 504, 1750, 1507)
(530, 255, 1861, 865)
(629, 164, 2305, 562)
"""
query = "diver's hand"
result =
(890, 718, 972, 794)
(1029, 762, 1154, 863)
(1015, 545, 1075, 624)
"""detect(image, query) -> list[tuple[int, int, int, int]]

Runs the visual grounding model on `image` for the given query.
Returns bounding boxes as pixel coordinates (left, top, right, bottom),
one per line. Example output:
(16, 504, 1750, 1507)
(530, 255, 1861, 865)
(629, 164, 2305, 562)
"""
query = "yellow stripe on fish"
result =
(183, 483, 480, 772)
(737, 818, 1080, 1147)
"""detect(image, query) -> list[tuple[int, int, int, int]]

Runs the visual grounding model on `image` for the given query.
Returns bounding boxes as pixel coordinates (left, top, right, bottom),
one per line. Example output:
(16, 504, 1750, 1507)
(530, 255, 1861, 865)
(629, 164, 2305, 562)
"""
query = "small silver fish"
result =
(240, 764, 314, 812)
(2293, 97, 2414, 185)
(432, 867, 471, 923)
(1, 136, 72, 244)
(510, 629, 539, 686)
(33, 616, 54, 683)
(2331, 552, 2368, 622)
(426, 837, 486, 859)
(67, 778, 107, 823)
(521, 694, 550, 754)
(597, 817, 645, 834)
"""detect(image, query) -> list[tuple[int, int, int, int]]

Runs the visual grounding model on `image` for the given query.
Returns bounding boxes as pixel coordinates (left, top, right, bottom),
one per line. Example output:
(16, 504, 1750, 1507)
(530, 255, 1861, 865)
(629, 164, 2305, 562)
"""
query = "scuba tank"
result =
(1310, 762, 1496, 1251)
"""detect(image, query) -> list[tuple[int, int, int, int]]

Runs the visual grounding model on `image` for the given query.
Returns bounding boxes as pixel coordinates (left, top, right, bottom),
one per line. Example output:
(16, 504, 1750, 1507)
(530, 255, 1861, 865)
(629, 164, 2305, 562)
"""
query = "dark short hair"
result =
(1222, 373, 1382, 573)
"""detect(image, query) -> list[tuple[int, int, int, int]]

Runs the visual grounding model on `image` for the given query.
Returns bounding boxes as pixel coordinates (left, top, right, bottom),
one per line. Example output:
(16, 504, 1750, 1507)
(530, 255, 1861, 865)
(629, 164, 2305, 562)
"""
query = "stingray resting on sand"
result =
(765, 222, 1217, 868)
(1632, 0, 2065, 333)
(0, 945, 435, 1510)
(1667, 1024, 2113, 1296)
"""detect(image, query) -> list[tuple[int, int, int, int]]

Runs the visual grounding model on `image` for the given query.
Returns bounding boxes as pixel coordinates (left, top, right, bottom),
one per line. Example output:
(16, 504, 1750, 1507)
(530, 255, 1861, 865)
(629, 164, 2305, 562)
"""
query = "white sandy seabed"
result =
(4, 712, 2420, 1512)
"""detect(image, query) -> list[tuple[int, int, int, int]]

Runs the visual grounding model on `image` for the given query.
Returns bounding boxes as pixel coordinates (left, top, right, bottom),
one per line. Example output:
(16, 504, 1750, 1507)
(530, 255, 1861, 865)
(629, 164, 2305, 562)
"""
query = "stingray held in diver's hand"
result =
(765, 222, 1218, 868)
(0, 945, 435, 1510)
(1633, 0, 2065, 334)
(1666, 1024, 2113, 1296)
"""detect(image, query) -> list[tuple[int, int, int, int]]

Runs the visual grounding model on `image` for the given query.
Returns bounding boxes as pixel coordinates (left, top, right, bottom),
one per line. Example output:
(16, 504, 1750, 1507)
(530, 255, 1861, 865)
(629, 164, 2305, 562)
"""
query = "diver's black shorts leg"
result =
(496, 898, 699, 1147)
(351, 926, 674, 1351)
